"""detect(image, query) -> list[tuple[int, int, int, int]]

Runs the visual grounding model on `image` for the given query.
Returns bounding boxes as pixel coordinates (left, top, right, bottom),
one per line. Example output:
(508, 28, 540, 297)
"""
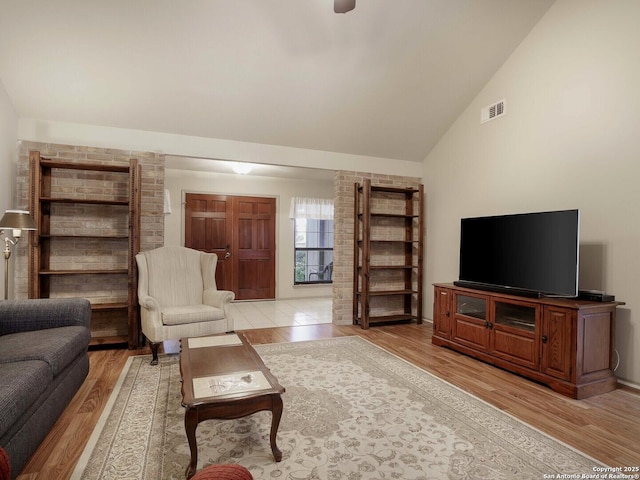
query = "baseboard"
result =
(617, 379, 640, 394)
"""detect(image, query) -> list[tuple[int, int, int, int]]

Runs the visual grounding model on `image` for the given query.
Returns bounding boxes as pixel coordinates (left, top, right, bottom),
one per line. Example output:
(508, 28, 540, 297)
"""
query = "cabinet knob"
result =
(485, 321, 493, 329)
(541, 335, 548, 343)
(445, 311, 450, 317)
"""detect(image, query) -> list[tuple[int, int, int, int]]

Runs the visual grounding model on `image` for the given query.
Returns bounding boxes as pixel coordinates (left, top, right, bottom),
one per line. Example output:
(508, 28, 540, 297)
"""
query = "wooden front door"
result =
(185, 193, 276, 300)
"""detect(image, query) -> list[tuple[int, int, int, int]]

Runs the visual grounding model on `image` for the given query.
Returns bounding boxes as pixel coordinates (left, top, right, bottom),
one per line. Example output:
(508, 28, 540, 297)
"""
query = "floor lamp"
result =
(0, 210, 37, 300)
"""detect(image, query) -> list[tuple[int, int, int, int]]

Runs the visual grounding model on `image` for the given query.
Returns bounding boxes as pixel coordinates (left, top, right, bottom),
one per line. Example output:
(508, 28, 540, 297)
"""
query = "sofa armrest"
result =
(0, 298, 91, 336)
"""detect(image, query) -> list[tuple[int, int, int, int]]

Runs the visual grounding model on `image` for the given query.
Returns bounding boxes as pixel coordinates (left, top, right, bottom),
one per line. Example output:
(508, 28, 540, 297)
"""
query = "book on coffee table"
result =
(188, 334, 242, 349)
(192, 370, 271, 398)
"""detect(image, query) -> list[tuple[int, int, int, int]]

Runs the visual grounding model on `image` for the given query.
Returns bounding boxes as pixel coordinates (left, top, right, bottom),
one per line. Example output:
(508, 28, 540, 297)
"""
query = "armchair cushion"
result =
(161, 305, 226, 326)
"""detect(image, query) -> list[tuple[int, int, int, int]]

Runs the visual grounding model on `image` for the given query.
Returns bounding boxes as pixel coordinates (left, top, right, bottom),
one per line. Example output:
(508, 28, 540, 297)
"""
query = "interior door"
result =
(185, 193, 276, 300)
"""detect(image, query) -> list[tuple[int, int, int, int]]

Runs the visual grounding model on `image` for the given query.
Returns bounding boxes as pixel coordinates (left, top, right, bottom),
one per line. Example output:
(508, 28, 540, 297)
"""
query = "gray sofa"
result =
(0, 298, 91, 479)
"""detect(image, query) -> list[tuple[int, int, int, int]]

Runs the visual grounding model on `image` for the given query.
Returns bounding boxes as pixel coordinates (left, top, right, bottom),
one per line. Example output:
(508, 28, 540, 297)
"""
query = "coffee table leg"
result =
(184, 407, 199, 479)
(270, 394, 284, 462)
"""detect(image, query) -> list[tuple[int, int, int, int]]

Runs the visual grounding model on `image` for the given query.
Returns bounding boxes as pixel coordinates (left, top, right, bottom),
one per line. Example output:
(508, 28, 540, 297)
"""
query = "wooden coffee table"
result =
(179, 333, 285, 479)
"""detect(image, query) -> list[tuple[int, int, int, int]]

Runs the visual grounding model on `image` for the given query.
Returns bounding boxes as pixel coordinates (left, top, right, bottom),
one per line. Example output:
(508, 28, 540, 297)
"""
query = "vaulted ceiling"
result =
(0, 0, 554, 163)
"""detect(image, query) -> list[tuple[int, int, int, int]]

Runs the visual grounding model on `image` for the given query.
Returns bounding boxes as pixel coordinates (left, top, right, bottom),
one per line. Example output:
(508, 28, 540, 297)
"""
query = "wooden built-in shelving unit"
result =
(28, 151, 142, 348)
(353, 179, 424, 329)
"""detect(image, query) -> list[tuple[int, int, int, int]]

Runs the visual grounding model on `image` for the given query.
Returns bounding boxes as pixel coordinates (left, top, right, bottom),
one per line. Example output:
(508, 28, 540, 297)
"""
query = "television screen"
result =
(456, 209, 580, 297)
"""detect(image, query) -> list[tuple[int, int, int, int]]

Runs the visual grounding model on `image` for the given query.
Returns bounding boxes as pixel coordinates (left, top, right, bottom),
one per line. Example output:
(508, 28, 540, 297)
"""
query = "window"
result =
(294, 218, 334, 284)
(290, 197, 334, 285)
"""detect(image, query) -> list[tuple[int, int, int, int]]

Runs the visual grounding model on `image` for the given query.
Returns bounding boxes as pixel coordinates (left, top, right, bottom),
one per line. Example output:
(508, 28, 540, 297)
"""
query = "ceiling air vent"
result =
(480, 99, 506, 124)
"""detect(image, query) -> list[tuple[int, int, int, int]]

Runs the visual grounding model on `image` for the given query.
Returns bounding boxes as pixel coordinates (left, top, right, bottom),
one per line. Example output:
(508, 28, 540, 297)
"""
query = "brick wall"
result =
(13, 141, 165, 300)
(332, 171, 423, 325)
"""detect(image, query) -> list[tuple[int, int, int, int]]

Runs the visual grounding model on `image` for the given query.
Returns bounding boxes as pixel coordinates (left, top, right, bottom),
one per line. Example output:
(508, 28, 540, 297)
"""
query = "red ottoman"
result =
(191, 463, 253, 480)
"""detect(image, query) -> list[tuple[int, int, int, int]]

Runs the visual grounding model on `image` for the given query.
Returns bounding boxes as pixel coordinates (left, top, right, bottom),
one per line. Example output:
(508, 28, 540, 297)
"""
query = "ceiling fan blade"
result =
(334, 0, 356, 14)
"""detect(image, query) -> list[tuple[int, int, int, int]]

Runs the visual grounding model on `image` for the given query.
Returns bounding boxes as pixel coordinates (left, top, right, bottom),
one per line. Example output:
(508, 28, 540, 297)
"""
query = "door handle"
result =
(224, 251, 231, 259)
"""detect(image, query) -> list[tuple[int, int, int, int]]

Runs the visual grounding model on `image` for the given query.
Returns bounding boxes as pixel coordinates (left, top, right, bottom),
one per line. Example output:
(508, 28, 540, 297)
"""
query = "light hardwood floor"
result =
(16, 321, 640, 479)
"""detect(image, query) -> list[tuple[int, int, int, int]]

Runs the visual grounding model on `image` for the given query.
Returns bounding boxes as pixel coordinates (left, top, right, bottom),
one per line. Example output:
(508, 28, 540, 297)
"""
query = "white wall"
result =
(0, 80, 19, 298)
(165, 168, 334, 299)
(423, 0, 640, 386)
(18, 119, 423, 178)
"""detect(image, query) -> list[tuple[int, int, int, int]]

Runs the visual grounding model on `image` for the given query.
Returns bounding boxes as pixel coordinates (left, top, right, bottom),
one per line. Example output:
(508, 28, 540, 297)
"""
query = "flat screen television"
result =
(454, 209, 580, 298)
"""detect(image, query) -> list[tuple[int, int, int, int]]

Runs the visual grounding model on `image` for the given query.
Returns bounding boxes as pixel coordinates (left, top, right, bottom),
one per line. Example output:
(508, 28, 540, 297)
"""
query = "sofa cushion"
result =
(0, 326, 90, 376)
(161, 305, 226, 326)
(0, 360, 52, 439)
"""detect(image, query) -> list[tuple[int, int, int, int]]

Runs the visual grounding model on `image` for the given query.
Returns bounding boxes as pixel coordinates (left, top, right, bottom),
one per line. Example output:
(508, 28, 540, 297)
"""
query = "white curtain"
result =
(289, 197, 334, 220)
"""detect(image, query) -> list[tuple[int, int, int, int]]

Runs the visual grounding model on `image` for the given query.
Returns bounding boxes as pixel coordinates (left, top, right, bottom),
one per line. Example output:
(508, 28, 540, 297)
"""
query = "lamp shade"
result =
(0, 210, 37, 231)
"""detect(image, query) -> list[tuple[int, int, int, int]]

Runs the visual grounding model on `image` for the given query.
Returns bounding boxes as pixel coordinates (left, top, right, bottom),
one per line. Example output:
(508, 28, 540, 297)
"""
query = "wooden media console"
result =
(432, 283, 624, 399)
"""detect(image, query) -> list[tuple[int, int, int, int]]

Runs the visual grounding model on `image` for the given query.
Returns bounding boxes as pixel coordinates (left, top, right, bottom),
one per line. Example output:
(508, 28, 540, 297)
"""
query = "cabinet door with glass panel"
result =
(490, 299, 540, 370)
(451, 293, 490, 351)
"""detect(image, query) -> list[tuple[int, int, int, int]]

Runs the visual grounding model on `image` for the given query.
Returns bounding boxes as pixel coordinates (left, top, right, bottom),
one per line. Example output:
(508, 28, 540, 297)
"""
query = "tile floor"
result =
(230, 297, 333, 330)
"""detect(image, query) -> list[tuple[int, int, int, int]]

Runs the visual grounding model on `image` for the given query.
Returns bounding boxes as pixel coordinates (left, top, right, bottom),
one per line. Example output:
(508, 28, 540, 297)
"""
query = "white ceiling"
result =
(0, 0, 554, 164)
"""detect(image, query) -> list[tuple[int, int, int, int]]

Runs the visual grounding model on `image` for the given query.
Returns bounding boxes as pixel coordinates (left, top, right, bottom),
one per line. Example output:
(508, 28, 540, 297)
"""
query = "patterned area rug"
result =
(72, 337, 603, 479)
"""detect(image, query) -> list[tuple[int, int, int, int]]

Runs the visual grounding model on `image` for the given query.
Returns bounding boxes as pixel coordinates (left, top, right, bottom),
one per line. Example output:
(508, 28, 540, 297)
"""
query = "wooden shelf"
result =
(353, 178, 424, 329)
(38, 269, 129, 275)
(359, 213, 419, 219)
(368, 265, 415, 270)
(369, 314, 418, 323)
(371, 239, 418, 243)
(39, 159, 130, 173)
(358, 289, 417, 296)
(91, 302, 128, 310)
(370, 185, 420, 194)
(39, 197, 129, 206)
(370, 289, 416, 295)
(39, 234, 129, 239)
(28, 151, 142, 349)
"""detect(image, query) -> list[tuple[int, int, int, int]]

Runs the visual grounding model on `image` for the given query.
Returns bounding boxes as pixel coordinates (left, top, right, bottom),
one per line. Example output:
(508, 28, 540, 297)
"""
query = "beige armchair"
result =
(136, 246, 235, 364)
